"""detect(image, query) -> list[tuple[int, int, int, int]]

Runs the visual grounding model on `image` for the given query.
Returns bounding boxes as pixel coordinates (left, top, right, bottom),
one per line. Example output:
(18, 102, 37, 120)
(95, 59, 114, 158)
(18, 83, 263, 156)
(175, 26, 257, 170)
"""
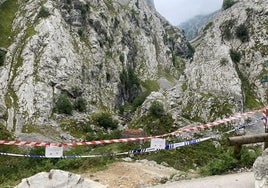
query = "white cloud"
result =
(154, 0, 223, 25)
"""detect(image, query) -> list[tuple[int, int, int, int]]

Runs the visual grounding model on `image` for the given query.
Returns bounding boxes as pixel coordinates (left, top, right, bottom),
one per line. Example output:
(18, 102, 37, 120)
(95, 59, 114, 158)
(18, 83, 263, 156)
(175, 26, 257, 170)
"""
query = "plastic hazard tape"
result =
(170, 109, 264, 136)
(0, 136, 163, 147)
(0, 118, 262, 158)
(0, 108, 265, 147)
(129, 137, 212, 155)
(0, 137, 212, 158)
(130, 117, 263, 155)
(0, 151, 129, 159)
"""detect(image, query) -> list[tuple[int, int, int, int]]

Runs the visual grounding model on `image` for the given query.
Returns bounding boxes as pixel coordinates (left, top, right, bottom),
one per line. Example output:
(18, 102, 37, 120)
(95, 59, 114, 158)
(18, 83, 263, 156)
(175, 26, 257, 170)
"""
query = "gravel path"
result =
(151, 172, 254, 188)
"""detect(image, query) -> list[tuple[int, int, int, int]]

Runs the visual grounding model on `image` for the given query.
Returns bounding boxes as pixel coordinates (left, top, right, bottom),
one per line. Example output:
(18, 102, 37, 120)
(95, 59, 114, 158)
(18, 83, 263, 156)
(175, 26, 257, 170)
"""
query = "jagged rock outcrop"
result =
(253, 148, 268, 188)
(184, 0, 268, 114)
(0, 0, 267, 137)
(138, 0, 268, 125)
(0, 0, 191, 132)
(15, 169, 107, 188)
(179, 11, 217, 41)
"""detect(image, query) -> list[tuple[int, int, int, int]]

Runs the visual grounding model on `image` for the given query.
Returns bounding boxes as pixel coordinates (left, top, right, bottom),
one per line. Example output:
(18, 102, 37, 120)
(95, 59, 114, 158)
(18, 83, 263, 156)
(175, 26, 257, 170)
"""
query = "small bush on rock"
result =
(230, 49, 241, 63)
(235, 24, 249, 42)
(74, 97, 87, 112)
(93, 112, 118, 130)
(201, 152, 237, 175)
(149, 101, 165, 117)
(222, 0, 236, 10)
(38, 6, 50, 18)
(55, 94, 73, 115)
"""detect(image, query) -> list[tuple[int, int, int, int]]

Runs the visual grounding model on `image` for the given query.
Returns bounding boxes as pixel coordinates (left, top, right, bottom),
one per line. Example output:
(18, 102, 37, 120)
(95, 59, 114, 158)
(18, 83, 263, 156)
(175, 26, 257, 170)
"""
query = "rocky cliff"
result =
(0, 0, 267, 138)
(139, 0, 268, 125)
(184, 0, 268, 117)
(0, 0, 192, 133)
(179, 11, 217, 41)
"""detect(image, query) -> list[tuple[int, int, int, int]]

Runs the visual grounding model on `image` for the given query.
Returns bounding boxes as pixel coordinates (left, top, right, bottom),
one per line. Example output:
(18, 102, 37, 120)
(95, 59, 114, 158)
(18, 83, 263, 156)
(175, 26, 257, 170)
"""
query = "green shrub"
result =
(0, 49, 6, 66)
(78, 29, 83, 37)
(0, 0, 19, 48)
(119, 67, 141, 103)
(186, 43, 195, 58)
(80, 5, 89, 20)
(203, 22, 213, 32)
(145, 114, 174, 135)
(74, 97, 87, 112)
(55, 94, 73, 115)
(222, 0, 236, 10)
(119, 54, 125, 63)
(38, 6, 50, 18)
(149, 101, 165, 117)
(202, 152, 238, 175)
(239, 147, 261, 167)
(230, 49, 241, 63)
(220, 19, 235, 41)
(220, 58, 228, 66)
(235, 24, 249, 42)
(93, 112, 118, 130)
(0, 123, 13, 140)
(132, 91, 150, 108)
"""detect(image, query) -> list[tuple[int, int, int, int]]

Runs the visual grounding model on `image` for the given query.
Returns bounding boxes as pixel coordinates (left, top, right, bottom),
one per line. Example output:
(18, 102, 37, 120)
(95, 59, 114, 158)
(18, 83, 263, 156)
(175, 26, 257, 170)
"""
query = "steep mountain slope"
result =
(139, 0, 268, 125)
(0, 0, 192, 133)
(178, 11, 217, 41)
(0, 0, 267, 139)
(185, 0, 268, 110)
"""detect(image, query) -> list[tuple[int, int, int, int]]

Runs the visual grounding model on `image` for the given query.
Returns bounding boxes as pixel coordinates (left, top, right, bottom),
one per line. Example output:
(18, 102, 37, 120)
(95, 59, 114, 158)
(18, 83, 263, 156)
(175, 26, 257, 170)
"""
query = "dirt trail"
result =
(82, 160, 185, 188)
(152, 171, 254, 188)
(82, 160, 254, 188)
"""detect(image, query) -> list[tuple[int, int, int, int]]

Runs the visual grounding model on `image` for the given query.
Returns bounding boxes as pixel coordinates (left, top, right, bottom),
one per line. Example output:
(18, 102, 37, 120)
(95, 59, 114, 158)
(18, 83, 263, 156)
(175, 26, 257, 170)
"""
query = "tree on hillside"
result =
(222, 0, 236, 10)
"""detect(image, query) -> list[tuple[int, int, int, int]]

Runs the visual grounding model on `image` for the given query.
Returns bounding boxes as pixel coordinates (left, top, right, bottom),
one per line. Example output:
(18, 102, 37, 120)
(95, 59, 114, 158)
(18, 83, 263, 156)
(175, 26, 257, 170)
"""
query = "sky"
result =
(154, 0, 224, 25)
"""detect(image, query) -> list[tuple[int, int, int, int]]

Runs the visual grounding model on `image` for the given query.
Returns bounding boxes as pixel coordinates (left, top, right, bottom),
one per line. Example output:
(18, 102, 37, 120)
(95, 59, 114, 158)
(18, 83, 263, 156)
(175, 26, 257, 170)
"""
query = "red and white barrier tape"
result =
(0, 121, 259, 158)
(171, 109, 263, 135)
(0, 108, 265, 147)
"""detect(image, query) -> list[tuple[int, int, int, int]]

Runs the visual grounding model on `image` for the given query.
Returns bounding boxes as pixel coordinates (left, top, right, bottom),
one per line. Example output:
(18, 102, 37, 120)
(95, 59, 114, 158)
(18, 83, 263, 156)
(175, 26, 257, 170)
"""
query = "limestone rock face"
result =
(15, 169, 107, 188)
(0, 0, 190, 132)
(185, 0, 268, 110)
(138, 0, 268, 126)
(253, 148, 268, 188)
(0, 0, 267, 136)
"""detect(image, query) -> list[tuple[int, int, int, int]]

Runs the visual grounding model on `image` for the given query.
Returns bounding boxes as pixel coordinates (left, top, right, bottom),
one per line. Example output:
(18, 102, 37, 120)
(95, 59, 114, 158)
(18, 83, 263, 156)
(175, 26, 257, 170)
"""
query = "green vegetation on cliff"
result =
(0, 0, 19, 48)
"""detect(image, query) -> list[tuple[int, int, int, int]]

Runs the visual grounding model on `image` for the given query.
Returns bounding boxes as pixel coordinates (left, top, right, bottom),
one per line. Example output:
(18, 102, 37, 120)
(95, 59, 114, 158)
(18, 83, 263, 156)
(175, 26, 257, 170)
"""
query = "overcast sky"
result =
(154, 0, 223, 25)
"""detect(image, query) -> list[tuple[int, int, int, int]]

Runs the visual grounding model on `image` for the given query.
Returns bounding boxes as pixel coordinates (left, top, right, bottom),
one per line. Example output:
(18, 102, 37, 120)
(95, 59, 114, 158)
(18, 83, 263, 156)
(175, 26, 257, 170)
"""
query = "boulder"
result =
(15, 169, 107, 188)
(253, 148, 268, 188)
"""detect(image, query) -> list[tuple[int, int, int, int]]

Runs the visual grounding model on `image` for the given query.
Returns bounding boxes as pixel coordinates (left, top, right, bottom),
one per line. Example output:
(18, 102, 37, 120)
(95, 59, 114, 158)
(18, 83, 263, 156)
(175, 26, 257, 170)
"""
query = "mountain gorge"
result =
(179, 11, 217, 40)
(0, 0, 192, 135)
(183, 0, 268, 120)
(0, 0, 267, 141)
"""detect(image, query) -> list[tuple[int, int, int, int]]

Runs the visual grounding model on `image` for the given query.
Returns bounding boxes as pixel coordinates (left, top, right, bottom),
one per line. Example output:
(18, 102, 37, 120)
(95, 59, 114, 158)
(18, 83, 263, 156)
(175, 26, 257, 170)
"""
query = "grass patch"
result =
(22, 124, 41, 133)
(0, 121, 262, 187)
(131, 113, 175, 135)
(141, 80, 160, 92)
(235, 66, 262, 109)
(0, 0, 19, 48)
